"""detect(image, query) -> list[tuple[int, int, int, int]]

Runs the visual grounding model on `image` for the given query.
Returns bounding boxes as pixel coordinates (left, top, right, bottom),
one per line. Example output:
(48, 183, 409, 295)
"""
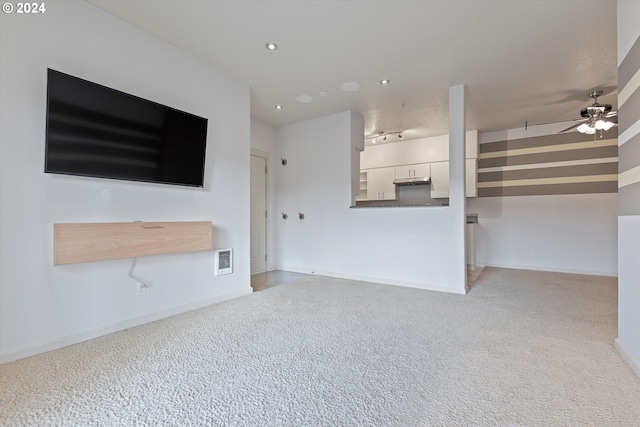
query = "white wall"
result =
(467, 194, 618, 276)
(468, 122, 619, 277)
(250, 118, 278, 271)
(274, 111, 466, 294)
(0, 2, 251, 362)
(616, 0, 640, 377)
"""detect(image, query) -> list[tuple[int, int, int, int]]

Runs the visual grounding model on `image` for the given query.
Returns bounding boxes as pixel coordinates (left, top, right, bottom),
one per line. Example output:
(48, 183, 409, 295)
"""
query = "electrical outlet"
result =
(136, 282, 146, 296)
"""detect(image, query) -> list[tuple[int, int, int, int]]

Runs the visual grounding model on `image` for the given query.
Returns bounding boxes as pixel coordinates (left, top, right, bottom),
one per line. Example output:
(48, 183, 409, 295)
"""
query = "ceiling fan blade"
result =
(604, 110, 618, 118)
(534, 117, 584, 126)
(558, 120, 587, 133)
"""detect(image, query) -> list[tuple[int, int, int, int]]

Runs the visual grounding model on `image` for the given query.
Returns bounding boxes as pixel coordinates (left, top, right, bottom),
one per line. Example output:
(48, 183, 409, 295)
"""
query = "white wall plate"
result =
(214, 248, 233, 276)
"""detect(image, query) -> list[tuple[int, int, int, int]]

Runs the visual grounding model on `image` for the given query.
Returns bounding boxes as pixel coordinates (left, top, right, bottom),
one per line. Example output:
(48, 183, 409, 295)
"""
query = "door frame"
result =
(250, 149, 269, 274)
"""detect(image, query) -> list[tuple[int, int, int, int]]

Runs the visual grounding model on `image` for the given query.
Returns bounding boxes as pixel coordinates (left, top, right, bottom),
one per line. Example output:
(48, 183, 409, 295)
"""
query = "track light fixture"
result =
(366, 131, 405, 144)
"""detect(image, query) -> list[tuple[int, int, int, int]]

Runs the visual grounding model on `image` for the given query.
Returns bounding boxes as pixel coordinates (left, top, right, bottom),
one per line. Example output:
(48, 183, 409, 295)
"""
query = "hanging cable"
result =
(128, 257, 150, 289)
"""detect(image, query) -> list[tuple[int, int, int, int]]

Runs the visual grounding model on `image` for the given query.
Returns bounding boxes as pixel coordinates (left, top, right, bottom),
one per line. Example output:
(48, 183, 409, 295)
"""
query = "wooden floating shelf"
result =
(52, 221, 212, 265)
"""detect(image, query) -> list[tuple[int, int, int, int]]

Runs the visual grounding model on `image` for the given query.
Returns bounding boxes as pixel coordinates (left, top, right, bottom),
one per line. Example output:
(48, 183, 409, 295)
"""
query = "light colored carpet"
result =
(1, 267, 639, 426)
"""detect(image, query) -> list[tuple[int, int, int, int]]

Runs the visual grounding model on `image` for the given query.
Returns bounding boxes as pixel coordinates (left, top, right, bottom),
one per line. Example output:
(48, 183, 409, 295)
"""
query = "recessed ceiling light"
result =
(379, 79, 390, 85)
(265, 42, 278, 50)
(340, 81, 360, 92)
(275, 104, 283, 110)
(295, 94, 313, 103)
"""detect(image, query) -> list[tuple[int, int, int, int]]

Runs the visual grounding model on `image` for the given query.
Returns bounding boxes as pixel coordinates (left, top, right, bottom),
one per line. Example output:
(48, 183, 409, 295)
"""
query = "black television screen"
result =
(45, 69, 208, 187)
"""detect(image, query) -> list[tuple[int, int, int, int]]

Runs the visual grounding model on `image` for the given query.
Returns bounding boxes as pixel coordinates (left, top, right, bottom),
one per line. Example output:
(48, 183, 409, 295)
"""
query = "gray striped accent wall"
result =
(478, 130, 618, 197)
(618, 35, 640, 215)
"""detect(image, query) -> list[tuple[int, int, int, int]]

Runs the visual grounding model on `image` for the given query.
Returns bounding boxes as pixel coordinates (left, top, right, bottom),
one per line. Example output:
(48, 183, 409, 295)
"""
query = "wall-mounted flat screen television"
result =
(45, 69, 208, 187)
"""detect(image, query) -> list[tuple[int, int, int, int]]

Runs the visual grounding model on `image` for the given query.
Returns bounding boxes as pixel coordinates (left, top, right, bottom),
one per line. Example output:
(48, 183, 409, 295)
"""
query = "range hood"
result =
(393, 176, 431, 185)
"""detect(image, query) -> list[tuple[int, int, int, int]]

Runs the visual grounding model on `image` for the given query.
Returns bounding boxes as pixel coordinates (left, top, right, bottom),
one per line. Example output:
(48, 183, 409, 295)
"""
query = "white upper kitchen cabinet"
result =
(394, 163, 431, 180)
(430, 161, 450, 199)
(414, 163, 431, 179)
(466, 158, 477, 197)
(364, 167, 396, 200)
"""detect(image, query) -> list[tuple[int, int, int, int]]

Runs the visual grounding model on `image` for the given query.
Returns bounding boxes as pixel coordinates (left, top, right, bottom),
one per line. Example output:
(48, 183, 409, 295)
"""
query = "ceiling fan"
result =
(558, 90, 617, 135)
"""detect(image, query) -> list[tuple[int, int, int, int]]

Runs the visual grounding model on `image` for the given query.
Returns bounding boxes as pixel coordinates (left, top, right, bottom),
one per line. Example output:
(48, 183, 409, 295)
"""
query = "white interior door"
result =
(250, 154, 267, 274)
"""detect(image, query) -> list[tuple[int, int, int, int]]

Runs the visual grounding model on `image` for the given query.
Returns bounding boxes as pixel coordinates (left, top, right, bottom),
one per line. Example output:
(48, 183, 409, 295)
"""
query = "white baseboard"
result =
(615, 338, 640, 379)
(0, 338, 63, 365)
(477, 262, 617, 278)
(275, 265, 467, 295)
(0, 288, 252, 365)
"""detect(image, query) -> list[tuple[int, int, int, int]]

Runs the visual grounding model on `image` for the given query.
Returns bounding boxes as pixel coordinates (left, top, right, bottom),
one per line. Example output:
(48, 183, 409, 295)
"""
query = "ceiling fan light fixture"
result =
(555, 90, 617, 135)
(595, 120, 614, 131)
(577, 123, 595, 134)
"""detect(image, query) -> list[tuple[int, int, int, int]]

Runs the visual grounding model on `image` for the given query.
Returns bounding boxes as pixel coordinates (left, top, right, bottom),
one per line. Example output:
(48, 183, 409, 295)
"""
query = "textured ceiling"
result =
(86, 0, 618, 140)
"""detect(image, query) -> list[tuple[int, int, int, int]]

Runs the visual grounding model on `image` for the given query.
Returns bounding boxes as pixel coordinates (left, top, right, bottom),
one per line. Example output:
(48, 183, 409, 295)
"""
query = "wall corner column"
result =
(616, 0, 640, 378)
(350, 111, 365, 206)
(449, 84, 467, 292)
